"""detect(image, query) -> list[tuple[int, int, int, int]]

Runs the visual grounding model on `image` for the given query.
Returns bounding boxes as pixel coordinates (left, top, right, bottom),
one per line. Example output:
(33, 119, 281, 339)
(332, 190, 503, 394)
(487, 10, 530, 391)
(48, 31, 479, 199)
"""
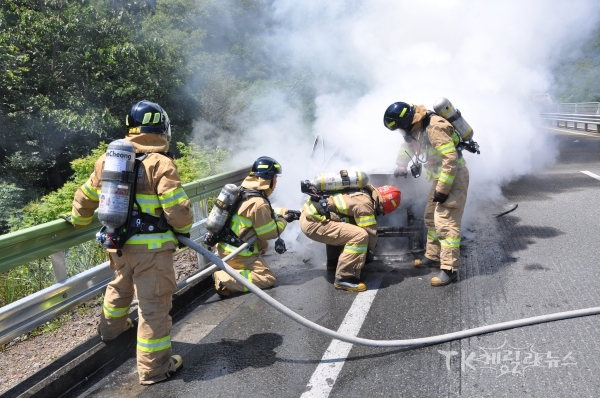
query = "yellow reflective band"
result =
(103, 303, 129, 319)
(128, 127, 141, 134)
(333, 194, 348, 214)
(240, 269, 252, 292)
(303, 201, 327, 222)
(152, 113, 160, 124)
(137, 335, 171, 353)
(218, 241, 257, 256)
(125, 232, 178, 249)
(387, 120, 396, 128)
(427, 230, 439, 241)
(439, 172, 455, 185)
(158, 187, 189, 208)
(355, 215, 376, 227)
(71, 212, 92, 226)
(255, 220, 277, 235)
(436, 142, 456, 156)
(274, 163, 281, 169)
(142, 112, 152, 124)
(257, 165, 269, 169)
(82, 182, 99, 201)
(343, 243, 368, 254)
(440, 237, 461, 248)
(400, 107, 407, 117)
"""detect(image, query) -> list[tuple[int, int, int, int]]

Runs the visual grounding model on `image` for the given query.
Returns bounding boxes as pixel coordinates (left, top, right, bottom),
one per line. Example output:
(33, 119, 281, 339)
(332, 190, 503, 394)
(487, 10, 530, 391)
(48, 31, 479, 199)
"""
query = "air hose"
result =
(177, 235, 600, 349)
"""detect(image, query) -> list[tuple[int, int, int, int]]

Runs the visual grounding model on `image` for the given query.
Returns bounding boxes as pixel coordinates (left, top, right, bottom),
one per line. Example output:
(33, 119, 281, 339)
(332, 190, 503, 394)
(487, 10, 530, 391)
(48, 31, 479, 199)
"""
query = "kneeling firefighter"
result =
(299, 170, 401, 292)
(70, 100, 193, 385)
(383, 99, 473, 286)
(211, 156, 298, 297)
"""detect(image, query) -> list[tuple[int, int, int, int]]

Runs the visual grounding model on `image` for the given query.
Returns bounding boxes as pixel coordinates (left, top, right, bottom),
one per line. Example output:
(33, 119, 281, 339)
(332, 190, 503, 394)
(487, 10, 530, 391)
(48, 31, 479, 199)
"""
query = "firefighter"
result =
(212, 156, 296, 296)
(383, 101, 470, 286)
(71, 100, 193, 385)
(299, 184, 401, 292)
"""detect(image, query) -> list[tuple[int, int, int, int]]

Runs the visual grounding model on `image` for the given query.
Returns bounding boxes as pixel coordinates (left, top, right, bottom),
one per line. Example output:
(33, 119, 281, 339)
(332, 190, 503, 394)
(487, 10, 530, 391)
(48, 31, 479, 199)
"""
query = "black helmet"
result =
(126, 100, 172, 141)
(249, 156, 282, 179)
(383, 102, 414, 132)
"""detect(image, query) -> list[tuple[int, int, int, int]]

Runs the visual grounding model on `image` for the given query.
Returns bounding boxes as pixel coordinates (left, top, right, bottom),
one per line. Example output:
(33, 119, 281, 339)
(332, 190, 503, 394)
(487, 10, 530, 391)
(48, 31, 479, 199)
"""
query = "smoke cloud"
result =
(195, 0, 600, 243)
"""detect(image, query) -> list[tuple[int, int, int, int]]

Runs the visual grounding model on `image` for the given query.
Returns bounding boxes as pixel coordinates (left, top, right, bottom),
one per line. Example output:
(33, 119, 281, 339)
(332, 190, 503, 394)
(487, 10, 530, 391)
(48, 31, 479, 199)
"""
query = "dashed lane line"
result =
(581, 170, 600, 181)
(301, 275, 383, 398)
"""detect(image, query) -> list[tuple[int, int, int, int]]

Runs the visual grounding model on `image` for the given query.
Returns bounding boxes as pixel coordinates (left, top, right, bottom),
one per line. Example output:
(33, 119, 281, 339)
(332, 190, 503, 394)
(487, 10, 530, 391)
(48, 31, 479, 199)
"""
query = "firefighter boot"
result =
(365, 250, 375, 265)
(430, 269, 458, 286)
(334, 277, 367, 292)
(213, 274, 230, 297)
(97, 317, 135, 342)
(167, 355, 183, 377)
(413, 256, 440, 268)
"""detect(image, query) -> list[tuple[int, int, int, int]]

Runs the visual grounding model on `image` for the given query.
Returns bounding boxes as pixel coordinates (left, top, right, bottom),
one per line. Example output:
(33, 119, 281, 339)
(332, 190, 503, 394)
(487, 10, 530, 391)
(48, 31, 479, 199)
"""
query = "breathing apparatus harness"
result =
(203, 187, 288, 254)
(97, 152, 174, 256)
(403, 111, 480, 179)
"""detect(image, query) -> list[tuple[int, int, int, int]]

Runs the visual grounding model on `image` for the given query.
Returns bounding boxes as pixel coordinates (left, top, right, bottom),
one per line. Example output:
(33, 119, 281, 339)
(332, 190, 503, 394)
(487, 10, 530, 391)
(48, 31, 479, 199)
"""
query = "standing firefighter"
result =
(299, 174, 401, 292)
(383, 101, 471, 286)
(71, 100, 193, 385)
(212, 156, 298, 297)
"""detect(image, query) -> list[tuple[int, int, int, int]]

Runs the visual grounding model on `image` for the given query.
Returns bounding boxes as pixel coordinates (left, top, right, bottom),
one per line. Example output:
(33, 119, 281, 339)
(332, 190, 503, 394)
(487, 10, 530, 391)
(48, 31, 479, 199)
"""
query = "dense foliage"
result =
(0, 0, 284, 202)
(552, 26, 600, 102)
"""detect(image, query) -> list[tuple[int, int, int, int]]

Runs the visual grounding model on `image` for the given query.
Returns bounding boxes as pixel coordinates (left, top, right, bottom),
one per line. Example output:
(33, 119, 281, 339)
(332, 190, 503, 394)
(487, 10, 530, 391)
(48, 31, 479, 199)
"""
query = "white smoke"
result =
(198, 0, 600, 233)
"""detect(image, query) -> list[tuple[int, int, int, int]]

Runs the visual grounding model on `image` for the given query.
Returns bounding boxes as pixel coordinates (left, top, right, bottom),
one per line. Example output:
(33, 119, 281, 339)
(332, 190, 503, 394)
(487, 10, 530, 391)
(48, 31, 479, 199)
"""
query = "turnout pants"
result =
(301, 218, 368, 280)
(98, 247, 177, 384)
(424, 165, 469, 272)
(213, 254, 276, 293)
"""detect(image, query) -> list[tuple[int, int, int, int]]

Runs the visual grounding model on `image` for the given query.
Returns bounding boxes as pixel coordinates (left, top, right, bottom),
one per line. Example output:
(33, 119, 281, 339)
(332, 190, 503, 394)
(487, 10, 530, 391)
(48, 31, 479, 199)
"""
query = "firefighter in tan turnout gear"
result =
(71, 100, 193, 385)
(212, 156, 296, 297)
(383, 101, 470, 286)
(299, 174, 401, 292)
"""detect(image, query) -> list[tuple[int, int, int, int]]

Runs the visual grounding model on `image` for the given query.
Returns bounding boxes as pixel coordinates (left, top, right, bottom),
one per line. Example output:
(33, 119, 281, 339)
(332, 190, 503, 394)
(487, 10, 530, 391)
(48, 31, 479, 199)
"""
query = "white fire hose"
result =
(177, 235, 600, 349)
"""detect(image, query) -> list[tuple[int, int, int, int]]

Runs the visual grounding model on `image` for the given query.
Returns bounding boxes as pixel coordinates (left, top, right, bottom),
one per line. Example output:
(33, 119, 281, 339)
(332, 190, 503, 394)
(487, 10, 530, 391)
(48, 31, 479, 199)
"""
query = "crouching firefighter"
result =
(383, 99, 474, 286)
(70, 100, 193, 385)
(208, 156, 298, 297)
(299, 170, 401, 292)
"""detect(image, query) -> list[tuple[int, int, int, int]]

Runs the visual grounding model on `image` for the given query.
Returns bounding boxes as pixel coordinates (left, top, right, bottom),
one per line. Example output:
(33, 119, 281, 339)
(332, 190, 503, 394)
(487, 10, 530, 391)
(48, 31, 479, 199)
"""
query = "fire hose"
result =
(177, 234, 600, 349)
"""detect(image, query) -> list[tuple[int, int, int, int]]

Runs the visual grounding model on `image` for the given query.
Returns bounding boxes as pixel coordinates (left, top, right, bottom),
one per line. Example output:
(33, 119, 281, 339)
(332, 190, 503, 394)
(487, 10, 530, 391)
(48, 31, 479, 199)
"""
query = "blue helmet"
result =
(250, 156, 282, 179)
(383, 102, 414, 132)
(126, 100, 171, 141)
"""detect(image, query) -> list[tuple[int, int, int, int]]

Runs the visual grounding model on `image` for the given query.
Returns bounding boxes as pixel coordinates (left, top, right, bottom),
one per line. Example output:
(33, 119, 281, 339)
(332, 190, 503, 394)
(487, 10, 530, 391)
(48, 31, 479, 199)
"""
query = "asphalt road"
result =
(67, 127, 600, 398)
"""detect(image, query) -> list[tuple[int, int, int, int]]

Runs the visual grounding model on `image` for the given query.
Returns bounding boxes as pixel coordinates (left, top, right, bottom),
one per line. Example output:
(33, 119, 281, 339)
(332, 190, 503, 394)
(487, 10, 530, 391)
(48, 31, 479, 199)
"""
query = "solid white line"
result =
(581, 171, 600, 181)
(301, 275, 383, 398)
(543, 126, 600, 138)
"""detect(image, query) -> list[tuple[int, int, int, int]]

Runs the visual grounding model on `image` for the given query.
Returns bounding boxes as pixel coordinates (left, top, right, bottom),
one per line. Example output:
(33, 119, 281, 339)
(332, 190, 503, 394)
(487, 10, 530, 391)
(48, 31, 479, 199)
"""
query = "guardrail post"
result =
(192, 200, 208, 268)
(50, 251, 68, 282)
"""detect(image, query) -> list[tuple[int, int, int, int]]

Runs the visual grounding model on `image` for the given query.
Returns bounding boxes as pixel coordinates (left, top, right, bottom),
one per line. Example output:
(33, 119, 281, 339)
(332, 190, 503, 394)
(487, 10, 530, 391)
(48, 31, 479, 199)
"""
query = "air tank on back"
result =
(311, 170, 370, 192)
(433, 97, 474, 142)
(98, 139, 136, 232)
(205, 184, 241, 235)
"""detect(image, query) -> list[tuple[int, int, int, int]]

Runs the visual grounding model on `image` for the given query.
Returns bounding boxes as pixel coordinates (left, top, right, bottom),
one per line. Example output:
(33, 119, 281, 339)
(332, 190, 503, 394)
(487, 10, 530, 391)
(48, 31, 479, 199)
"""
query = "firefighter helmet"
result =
(125, 100, 172, 141)
(377, 185, 401, 214)
(250, 156, 282, 179)
(383, 102, 414, 132)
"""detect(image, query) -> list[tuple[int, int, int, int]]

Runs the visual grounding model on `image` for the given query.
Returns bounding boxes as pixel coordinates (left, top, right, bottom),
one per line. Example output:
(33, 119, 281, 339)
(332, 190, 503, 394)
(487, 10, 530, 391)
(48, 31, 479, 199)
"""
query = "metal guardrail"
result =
(0, 165, 251, 345)
(540, 102, 600, 132)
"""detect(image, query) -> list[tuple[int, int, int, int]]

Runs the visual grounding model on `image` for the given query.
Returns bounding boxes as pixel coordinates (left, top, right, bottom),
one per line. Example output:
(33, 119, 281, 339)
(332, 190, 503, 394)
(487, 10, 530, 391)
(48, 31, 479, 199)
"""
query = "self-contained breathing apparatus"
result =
(401, 98, 480, 179)
(96, 140, 172, 255)
(300, 170, 383, 219)
(202, 184, 291, 254)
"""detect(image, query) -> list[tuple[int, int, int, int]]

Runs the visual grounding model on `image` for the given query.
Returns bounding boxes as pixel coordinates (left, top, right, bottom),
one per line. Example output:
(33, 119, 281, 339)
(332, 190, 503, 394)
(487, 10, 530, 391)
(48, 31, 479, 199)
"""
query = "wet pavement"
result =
(40, 128, 600, 397)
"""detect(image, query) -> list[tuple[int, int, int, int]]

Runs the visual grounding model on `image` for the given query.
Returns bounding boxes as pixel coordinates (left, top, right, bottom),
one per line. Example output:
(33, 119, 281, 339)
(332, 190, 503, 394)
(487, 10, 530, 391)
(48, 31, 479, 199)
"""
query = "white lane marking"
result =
(301, 275, 383, 398)
(581, 171, 600, 181)
(543, 126, 600, 138)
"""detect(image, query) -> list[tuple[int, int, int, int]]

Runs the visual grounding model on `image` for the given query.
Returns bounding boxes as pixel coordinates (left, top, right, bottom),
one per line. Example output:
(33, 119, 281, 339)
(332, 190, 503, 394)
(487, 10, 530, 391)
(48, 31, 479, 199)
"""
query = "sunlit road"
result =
(67, 127, 600, 398)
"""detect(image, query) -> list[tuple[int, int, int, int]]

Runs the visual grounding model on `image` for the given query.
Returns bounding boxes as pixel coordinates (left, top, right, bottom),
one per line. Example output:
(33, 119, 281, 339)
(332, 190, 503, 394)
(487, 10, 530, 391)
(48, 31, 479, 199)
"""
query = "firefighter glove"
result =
(432, 191, 448, 203)
(393, 166, 408, 178)
(283, 210, 301, 222)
